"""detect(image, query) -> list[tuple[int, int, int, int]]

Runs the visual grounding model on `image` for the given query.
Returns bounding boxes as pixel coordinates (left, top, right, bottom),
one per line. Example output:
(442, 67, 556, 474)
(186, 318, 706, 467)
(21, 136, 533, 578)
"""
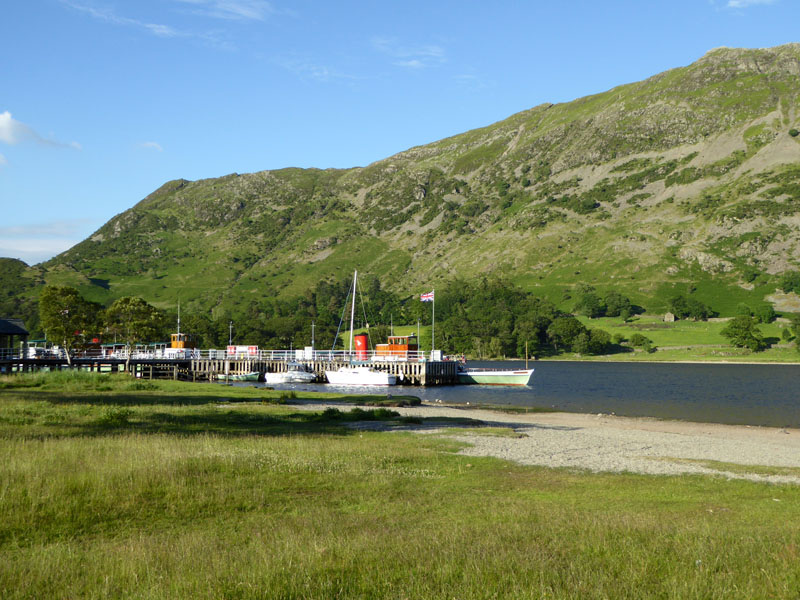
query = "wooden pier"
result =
(190, 357, 458, 386)
(1, 356, 459, 386)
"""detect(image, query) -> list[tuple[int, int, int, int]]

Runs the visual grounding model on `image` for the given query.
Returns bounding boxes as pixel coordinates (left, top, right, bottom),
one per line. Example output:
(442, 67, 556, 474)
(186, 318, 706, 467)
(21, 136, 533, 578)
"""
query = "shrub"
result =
(779, 271, 800, 294)
(789, 129, 799, 137)
(754, 304, 776, 324)
(628, 333, 653, 348)
(97, 407, 133, 427)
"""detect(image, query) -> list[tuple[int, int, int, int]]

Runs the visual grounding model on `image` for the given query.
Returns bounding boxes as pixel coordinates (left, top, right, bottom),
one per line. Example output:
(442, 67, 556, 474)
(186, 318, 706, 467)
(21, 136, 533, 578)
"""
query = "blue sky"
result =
(1, 0, 797, 264)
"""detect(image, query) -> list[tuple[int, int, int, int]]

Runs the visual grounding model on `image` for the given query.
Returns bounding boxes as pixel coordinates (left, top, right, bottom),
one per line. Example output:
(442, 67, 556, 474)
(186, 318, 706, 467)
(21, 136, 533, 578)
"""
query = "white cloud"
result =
(61, 1, 182, 37)
(173, 0, 278, 21)
(0, 111, 81, 150)
(0, 220, 96, 238)
(274, 57, 357, 83)
(0, 220, 98, 264)
(727, 0, 777, 7)
(372, 37, 446, 69)
(138, 141, 164, 152)
(0, 239, 79, 265)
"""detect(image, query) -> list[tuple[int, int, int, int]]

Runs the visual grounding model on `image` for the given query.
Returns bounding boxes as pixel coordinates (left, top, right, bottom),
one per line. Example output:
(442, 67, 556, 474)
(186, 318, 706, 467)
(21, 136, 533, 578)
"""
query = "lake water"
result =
(255, 361, 800, 428)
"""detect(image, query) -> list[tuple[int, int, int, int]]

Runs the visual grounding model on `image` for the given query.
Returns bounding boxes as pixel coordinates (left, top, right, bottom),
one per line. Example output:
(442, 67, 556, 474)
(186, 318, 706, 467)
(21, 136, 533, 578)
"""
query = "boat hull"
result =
(216, 371, 260, 382)
(456, 369, 534, 386)
(264, 371, 316, 384)
(325, 366, 396, 386)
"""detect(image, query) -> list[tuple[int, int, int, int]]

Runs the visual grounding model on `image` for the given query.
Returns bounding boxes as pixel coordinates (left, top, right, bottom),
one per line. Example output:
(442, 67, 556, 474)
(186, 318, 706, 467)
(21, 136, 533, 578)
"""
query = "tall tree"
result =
(721, 315, 767, 352)
(105, 296, 165, 368)
(38, 285, 100, 365)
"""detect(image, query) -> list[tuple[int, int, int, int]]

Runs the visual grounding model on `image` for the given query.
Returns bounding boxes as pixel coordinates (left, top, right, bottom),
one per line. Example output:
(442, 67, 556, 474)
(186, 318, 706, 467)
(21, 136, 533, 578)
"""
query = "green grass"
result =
(567, 315, 798, 363)
(1, 373, 799, 598)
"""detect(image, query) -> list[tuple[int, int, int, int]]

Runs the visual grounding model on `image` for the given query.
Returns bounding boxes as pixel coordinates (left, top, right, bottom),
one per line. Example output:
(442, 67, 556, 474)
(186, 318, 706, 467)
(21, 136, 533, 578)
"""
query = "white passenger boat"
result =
(324, 269, 397, 386)
(264, 362, 317, 384)
(325, 365, 396, 386)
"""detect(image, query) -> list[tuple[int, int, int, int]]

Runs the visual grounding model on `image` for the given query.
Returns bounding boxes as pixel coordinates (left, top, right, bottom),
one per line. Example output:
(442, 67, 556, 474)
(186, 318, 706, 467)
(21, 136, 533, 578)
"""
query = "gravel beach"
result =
(293, 402, 800, 485)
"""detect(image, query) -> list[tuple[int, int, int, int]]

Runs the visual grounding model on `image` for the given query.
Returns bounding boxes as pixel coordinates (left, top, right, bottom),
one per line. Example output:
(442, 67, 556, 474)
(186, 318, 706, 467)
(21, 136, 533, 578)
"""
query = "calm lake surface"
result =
(257, 361, 800, 428)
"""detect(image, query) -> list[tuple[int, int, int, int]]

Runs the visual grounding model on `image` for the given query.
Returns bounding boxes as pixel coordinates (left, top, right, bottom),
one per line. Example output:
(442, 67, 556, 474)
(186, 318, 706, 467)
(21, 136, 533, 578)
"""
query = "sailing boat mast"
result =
(348, 270, 357, 357)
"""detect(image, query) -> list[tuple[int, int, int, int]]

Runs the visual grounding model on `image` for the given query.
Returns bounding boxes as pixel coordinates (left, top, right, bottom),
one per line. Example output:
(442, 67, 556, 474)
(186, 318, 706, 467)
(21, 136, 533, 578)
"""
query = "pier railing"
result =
(4, 347, 440, 363)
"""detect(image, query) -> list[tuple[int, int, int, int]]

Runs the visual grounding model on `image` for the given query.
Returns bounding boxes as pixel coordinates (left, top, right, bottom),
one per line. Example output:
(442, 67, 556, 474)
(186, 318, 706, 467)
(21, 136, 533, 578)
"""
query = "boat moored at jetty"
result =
(325, 365, 397, 386)
(324, 269, 398, 386)
(264, 361, 317, 384)
(215, 371, 260, 382)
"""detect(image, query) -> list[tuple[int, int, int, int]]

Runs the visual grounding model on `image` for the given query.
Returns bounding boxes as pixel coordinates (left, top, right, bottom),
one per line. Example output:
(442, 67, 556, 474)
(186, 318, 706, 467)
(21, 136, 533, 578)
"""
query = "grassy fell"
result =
(1, 373, 799, 598)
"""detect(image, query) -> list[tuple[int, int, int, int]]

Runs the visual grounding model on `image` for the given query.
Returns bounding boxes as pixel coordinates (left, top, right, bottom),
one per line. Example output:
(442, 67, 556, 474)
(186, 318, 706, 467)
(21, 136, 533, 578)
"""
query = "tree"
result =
(754, 304, 776, 324)
(574, 328, 611, 355)
(779, 271, 800, 294)
(721, 316, 767, 352)
(628, 333, 656, 353)
(38, 285, 100, 365)
(670, 294, 710, 320)
(105, 296, 165, 368)
(547, 316, 587, 352)
(603, 291, 632, 320)
(574, 291, 605, 318)
(628, 333, 652, 348)
(790, 315, 800, 353)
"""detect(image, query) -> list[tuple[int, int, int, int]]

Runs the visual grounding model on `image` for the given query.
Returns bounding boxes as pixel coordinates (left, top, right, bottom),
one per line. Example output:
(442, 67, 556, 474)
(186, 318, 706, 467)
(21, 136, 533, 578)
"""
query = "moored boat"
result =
(325, 365, 396, 386)
(264, 362, 317, 384)
(456, 366, 534, 386)
(216, 371, 261, 382)
(324, 269, 397, 386)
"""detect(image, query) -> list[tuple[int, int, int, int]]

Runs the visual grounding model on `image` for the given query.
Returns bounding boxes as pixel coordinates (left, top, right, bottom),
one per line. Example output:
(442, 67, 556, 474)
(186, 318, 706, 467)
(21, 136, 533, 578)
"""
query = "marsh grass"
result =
(1, 373, 799, 598)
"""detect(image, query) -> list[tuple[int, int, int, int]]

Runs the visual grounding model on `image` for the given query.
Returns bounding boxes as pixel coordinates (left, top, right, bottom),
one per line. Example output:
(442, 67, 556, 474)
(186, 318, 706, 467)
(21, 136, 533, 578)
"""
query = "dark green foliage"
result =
(546, 316, 588, 352)
(721, 315, 767, 351)
(574, 286, 605, 318)
(790, 315, 800, 352)
(628, 333, 652, 348)
(105, 297, 166, 365)
(38, 285, 103, 362)
(779, 271, 800, 294)
(603, 291, 633, 319)
(573, 328, 611, 355)
(668, 295, 711, 321)
(0, 258, 40, 333)
(753, 304, 776, 324)
(789, 129, 799, 137)
(627, 332, 656, 354)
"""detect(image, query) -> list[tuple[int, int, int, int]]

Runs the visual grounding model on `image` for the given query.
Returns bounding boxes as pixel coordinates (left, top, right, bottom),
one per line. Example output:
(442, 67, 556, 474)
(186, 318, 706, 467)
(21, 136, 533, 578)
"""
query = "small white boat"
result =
(264, 362, 317, 384)
(215, 371, 261, 382)
(325, 365, 396, 386)
(457, 366, 534, 386)
(325, 269, 397, 386)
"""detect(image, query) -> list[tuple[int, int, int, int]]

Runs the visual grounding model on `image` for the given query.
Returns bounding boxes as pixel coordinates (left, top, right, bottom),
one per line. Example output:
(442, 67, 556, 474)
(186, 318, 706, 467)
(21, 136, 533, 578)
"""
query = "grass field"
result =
(1, 372, 799, 598)
(565, 315, 799, 363)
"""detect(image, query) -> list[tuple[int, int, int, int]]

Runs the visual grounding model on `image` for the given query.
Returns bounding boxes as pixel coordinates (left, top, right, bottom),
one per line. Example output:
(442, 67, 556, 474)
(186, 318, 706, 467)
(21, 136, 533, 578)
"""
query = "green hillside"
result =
(6, 44, 800, 331)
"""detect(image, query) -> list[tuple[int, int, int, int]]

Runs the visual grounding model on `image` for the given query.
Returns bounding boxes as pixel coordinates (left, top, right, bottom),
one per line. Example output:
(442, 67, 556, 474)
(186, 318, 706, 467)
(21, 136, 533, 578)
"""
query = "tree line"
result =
(37, 276, 800, 360)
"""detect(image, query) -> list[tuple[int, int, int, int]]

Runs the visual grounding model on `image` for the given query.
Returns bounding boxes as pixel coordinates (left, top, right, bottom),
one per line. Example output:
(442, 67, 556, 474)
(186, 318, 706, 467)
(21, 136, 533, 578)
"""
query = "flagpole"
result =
(432, 289, 435, 355)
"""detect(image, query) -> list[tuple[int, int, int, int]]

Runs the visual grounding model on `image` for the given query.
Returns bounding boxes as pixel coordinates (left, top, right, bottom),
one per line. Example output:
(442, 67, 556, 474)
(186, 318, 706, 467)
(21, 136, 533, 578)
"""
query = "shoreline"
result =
(290, 400, 800, 484)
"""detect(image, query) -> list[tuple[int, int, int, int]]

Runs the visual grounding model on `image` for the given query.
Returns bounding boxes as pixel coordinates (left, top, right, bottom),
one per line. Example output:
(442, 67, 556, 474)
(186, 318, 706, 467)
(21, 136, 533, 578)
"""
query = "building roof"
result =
(0, 318, 29, 336)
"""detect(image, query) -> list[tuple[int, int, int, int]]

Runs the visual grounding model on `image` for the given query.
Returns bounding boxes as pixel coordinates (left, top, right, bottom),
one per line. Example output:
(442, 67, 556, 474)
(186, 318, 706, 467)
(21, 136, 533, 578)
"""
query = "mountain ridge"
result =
(6, 44, 800, 330)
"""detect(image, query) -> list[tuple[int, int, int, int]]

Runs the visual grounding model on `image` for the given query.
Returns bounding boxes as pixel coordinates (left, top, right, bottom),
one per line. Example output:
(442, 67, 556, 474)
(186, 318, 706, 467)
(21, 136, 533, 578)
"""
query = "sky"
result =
(1, 0, 798, 265)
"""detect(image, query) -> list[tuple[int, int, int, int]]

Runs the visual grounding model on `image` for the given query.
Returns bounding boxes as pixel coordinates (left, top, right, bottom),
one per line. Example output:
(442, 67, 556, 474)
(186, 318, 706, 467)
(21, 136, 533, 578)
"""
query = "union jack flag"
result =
(420, 290, 434, 302)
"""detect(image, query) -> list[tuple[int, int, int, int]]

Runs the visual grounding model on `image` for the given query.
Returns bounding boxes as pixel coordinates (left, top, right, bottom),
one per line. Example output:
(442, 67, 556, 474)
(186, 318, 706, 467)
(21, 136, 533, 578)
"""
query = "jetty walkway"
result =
(0, 349, 459, 386)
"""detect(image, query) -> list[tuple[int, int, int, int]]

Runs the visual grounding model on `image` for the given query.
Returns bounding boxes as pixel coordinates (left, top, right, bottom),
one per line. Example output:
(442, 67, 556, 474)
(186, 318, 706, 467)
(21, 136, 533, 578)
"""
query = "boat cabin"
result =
(374, 335, 419, 360)
(170, 332, 195, 349)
